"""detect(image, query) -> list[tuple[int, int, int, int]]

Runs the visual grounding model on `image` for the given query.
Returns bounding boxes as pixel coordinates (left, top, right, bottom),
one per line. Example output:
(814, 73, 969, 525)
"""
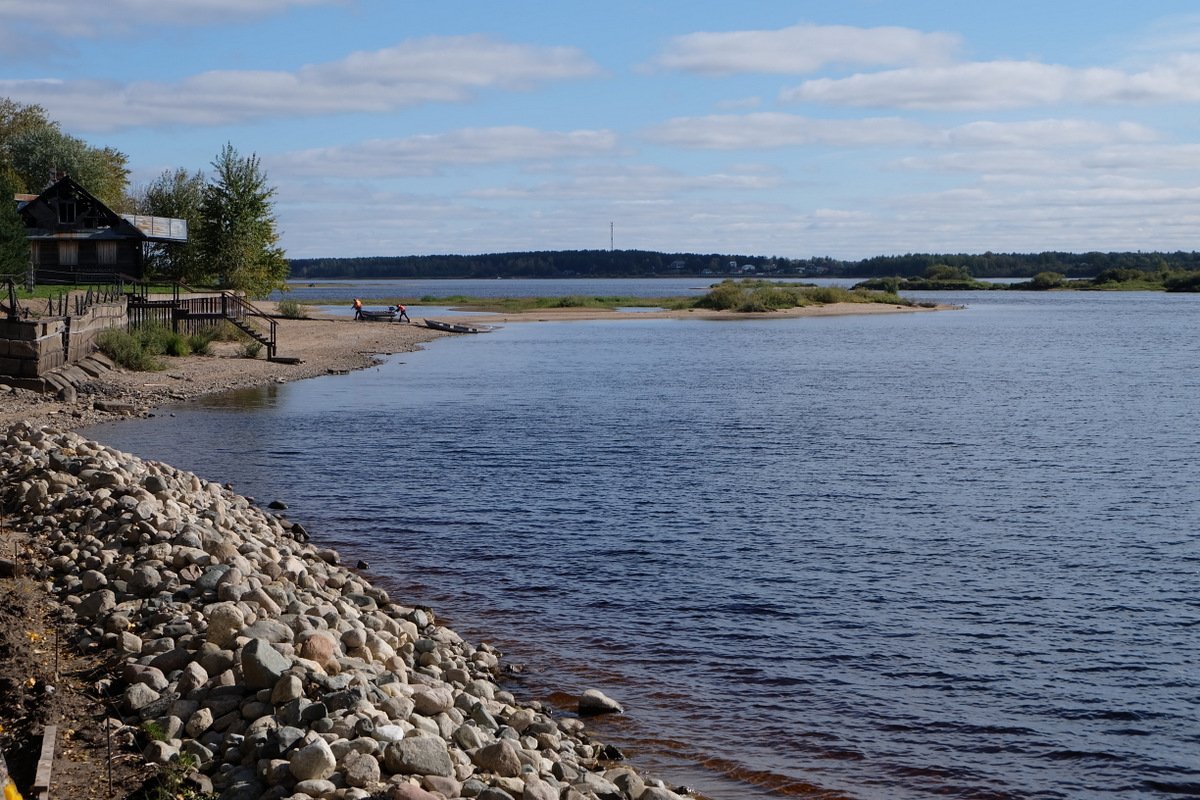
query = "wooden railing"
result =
(127, 285, 278, 359)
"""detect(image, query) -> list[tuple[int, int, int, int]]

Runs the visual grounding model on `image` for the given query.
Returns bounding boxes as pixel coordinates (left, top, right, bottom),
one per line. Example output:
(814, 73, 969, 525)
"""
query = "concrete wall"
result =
(0, 302, 126, 380)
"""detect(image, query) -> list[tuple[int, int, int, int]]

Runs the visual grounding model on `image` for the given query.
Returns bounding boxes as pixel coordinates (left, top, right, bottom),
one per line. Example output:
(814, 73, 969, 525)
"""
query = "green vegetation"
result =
(694, 279, 909, 311)
(196, 143, 288, 298)
(1, 98, 129, 208)
(345, 281, 907, 314)
(0, 170, 27, 278)
(856, 264, 1002, 292)
(275, 297, 309, 318)
(97, 323, 223, 370)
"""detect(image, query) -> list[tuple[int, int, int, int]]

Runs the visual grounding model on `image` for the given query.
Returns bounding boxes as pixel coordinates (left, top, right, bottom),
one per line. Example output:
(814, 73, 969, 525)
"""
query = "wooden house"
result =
(17, 174, 187, 283)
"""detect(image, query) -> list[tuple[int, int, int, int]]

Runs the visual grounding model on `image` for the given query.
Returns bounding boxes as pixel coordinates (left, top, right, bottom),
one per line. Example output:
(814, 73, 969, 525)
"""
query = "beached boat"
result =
(357, 309, 395, 322)
(423, 318, 486, 334)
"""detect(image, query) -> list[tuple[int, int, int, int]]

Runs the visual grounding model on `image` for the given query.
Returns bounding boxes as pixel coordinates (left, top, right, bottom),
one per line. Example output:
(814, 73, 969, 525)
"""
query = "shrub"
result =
(1029, 271, 1065, 289)
(695, 279, 747, 310)
(240, 340, 263, 359)
(276, 298, 308, 319)
(187, 328, 217, 355)
(97, 328, 164, 371)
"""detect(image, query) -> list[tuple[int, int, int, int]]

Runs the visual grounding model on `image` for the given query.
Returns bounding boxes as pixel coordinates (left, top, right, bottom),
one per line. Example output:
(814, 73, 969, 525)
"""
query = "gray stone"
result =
(77, 589, 116, 620)
(343, 750, 382, 788)
(411, 686, 454, 716)
(289, 736, 336, 781)
(241, 637, 292, 690)
(471, 740, 522, 777)
(176, 661, 209, 695)
(123, 682, 160, 714)
(205, 602, 244, 647)
(383, 736, 455, 777)
(578, 688, 623, 715)
(271, 673, 304, 705)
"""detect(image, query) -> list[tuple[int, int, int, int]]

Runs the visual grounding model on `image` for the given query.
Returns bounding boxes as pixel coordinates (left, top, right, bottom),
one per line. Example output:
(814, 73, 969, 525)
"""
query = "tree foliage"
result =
(0, 170, 28, 278)
(136, 167, 207, 283)
(0, 98, 129, 208)
(197, 143, 288, 297)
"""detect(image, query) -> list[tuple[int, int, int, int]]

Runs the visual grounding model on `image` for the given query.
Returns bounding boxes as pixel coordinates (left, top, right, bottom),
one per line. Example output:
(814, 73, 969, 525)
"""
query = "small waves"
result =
(89, 296, 1200, 800)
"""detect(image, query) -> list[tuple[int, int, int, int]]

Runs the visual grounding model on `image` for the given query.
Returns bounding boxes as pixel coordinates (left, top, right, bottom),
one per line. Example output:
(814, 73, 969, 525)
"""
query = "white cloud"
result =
(273, 127, 620, 177)
(643, 113, 929, 149)
(460, 164, 786, 201)
(782, 57, 1200, 109)
(643, 113, 1155, 152)
(0, 36, 601, 131)
(0, 0, 339, 37)
(653, 23, 960, 75)
(941, 119, 1159, 148)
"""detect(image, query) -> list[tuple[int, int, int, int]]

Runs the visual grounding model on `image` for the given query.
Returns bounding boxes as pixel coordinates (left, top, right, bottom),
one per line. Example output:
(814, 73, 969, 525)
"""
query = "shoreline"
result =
(0, 300, 955, 433)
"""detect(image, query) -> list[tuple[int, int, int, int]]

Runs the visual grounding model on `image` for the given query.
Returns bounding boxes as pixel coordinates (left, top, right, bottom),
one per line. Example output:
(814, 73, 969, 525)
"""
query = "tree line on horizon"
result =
(288, 249, 1200, 280)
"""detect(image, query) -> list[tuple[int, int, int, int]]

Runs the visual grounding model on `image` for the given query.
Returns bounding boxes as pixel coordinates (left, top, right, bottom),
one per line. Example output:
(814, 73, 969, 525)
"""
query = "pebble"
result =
(0, 422, 686, 800)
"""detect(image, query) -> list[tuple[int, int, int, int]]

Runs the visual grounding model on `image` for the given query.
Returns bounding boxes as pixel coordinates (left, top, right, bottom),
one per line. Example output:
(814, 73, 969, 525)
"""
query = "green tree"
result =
(923, 263, 972, 281)
(0, 98, 52, 188)
(6, 126, 130, 208)
(198, 143, 288, 297)
(0, 170, 29, 278)
(136, 167, 207, 283)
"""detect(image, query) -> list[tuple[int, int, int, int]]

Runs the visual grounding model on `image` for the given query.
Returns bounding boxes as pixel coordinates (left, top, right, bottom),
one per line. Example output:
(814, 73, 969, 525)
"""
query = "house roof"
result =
(20, 175, 188, 243)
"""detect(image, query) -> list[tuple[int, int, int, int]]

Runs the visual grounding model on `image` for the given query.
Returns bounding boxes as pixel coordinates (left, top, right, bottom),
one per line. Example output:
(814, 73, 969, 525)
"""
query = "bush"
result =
(187, 327, 218, 355)
(97, 328, 164, 371)
(1029, 271, 1065, 289)
(276, 298, 308, 319)
(240, 340, 263, 359)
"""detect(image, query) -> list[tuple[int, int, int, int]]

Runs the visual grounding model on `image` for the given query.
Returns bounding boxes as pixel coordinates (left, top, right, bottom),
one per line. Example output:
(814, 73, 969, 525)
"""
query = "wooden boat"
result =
(357, 309, 395, 322)
(423, 318, 486, 334)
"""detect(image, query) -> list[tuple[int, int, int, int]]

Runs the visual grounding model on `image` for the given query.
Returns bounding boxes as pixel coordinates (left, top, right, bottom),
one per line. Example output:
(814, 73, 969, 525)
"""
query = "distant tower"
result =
(610, 221, 614, 252)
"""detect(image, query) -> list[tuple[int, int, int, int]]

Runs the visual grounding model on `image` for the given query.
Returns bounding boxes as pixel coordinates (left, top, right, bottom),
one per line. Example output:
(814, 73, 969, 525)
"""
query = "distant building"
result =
(17, 174, 187, 283)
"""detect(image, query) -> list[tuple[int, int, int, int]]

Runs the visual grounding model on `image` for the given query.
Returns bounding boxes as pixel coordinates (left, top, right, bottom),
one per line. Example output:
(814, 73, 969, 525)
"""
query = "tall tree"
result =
(0, 98, 130, 207)
(6, 126, 129, 208)
(0, 98, 52, 188)
(136, 167, 207, 283)
(0, 170, 29, 278)
(197, 143, 288, 297)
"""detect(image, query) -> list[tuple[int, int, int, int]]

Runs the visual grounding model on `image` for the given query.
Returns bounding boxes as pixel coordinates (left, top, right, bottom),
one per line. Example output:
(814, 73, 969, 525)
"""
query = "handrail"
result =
(219, 290, 277, 359)
(125, 282, 279, 359)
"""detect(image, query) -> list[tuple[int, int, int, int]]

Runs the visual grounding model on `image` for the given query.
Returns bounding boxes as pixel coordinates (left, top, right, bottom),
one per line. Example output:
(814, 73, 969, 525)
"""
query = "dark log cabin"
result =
(18, 174, 187, 283)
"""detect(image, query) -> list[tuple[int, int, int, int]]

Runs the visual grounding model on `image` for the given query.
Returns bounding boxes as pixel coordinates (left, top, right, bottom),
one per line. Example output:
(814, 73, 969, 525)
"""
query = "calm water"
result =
(91, 286, 1200, 799)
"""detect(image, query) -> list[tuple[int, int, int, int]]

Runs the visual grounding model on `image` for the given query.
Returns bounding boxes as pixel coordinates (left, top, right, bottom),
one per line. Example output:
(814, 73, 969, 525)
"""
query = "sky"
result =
(3, 1, 1200, 260)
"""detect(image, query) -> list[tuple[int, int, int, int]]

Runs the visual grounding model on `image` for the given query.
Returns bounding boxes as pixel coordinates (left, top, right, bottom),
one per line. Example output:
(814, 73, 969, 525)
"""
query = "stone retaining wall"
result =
(0, 301, 126, 380)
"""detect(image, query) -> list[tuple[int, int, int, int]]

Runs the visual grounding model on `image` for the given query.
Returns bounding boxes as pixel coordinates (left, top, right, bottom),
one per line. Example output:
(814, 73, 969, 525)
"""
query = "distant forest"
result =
(287, 249, 1200, 280)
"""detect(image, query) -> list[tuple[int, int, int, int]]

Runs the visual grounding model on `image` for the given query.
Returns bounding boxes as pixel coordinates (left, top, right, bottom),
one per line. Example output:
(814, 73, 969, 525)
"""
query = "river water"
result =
(90, 282, 1200, 799)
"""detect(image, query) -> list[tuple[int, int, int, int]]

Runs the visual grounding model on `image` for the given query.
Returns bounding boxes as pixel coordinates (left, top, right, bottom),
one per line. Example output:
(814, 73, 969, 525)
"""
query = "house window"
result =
(97, 240, 117, 265)
(59, 241, 79, 266)
(58, 201, 77, 224)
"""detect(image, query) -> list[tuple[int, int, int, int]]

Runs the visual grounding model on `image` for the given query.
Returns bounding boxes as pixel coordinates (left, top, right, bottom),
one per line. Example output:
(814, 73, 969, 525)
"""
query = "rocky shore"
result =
(1, 421, 687, 800)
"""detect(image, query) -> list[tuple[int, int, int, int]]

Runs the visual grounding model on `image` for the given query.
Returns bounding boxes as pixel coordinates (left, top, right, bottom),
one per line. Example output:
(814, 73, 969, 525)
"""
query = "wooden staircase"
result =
(127, 284, 286, 361)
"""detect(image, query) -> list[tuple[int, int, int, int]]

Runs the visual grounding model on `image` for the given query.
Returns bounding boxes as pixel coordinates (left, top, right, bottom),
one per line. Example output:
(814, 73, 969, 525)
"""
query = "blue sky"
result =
(4, 1, 1200, 260)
